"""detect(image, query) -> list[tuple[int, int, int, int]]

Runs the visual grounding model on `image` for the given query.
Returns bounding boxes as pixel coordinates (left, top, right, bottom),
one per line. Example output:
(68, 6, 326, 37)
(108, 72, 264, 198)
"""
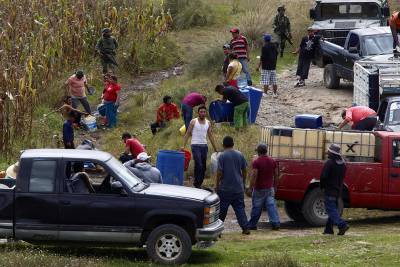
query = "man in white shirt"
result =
(183, 106, 218, 188)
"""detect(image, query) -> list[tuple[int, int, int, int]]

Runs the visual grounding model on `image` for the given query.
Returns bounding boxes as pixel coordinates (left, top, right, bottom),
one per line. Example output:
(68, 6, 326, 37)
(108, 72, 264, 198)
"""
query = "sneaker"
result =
(248, 226, 257, 230)
(294, 81, 301, 87)
(338, 225, 350, 236)
(271, 225, 280, 231)
(272, 92, 278, 98)
(242, 229, 251, 235)
(262, 93, 268, 97)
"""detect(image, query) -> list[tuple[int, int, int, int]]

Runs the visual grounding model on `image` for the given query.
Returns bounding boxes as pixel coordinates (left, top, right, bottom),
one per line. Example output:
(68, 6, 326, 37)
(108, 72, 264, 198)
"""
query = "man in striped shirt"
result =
(230, 27, 253, 86)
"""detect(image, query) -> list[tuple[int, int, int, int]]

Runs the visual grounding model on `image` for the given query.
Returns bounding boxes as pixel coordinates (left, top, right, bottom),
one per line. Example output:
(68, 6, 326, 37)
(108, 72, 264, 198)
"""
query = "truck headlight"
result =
(204, 202, 219, 225)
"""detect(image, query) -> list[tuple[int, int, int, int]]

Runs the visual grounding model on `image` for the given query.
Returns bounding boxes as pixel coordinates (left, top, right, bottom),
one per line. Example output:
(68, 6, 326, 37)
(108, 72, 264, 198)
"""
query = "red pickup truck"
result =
(275, 131, 400, 226)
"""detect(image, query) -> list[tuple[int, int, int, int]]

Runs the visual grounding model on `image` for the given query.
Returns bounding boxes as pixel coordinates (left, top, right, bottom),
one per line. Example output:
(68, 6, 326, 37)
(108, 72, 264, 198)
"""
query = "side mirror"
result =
(310, 8, 316, 19)
(348, 47, 359, 54)
(382, 7, 390, 17)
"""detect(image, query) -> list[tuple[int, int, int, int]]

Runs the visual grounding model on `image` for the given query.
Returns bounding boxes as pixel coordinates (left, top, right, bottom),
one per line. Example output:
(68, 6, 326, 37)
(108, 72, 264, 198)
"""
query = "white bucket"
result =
(82, 115, 97, 132)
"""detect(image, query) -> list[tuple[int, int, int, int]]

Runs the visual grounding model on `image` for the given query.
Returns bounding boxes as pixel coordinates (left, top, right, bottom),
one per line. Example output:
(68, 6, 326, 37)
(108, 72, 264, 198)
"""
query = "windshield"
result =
(107, 157, 144, 190)
(320, 3, 380, 20)
(362, 34, 394, 56)
(388, 102, 400, 126)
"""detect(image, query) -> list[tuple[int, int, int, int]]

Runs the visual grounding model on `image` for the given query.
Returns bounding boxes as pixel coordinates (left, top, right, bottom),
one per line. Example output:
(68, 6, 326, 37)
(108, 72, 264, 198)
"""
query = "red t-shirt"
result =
(126, 138, 145, 158)
(345, 106, 376, 128)
(389, 12, 400, 29)
(252, 155, 276, 190)
(103, 83, 121, 102)
(157, 103, 180, 123)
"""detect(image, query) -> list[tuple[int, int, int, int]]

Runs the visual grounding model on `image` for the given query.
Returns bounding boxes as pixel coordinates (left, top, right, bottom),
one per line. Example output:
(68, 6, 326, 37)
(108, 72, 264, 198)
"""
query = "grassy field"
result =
(2, 216, 400, 267)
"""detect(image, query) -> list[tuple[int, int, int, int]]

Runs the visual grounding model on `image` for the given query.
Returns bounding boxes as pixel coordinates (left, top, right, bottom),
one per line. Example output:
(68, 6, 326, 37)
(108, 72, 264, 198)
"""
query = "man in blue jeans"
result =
(320, 144, 349, 235)
(248, 144, 280, 230)
(183, 106, 218, 188)
(215, 136, 250, 235)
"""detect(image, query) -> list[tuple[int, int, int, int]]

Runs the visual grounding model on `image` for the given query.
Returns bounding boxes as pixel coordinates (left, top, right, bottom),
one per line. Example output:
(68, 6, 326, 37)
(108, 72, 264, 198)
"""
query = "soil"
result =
(256, 65, 353, 127)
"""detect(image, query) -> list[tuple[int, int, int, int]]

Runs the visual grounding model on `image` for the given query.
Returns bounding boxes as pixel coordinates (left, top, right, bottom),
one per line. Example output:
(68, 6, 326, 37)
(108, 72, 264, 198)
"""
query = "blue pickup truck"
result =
(0, 149, 223, 265)
(316, 27, 396, 89)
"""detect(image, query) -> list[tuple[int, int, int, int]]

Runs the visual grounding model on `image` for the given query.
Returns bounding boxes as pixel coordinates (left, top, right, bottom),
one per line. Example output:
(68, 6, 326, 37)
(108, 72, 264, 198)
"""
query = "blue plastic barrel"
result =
(295, 114, 323, 129)
(209, 101, 234, 123)
(156, 150, 185, 185)
(246, 86, 263, 123)
(239, 89, 251, 122)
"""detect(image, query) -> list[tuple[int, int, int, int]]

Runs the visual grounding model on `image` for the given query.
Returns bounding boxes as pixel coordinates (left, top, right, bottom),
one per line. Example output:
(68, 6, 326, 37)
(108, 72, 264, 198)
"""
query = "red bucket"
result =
(181, 149, 191, 171)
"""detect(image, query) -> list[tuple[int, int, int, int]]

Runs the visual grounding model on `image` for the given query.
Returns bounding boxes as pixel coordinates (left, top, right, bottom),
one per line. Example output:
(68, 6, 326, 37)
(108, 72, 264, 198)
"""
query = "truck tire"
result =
(284, 201, 305, 223)
(302, 188, 343, 227)
(146, 224, 192, 265)
(324, 64, 340, 89)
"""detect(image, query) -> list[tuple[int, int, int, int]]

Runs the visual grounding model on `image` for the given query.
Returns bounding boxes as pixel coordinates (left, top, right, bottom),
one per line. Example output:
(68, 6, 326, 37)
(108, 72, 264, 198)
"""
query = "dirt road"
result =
(256, 65, 353, 127)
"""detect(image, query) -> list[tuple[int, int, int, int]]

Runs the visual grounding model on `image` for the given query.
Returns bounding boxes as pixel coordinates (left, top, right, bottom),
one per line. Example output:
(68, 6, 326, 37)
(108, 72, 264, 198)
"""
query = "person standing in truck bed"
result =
(338, 106, 377, 131)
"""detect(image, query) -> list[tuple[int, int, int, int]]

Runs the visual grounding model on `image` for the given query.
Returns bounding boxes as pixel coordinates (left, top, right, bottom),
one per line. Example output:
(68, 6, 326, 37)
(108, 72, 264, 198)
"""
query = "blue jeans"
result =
(72, 96, 91, 114)
(218, 190, 249, 230)
(191, 144, 208, 188)
(248, 188, 280, 228)
(324, 196, 347, 232)
(104, 101, 118, 128)
(238, 58, 252, 85)
(181, 103, 193, 131)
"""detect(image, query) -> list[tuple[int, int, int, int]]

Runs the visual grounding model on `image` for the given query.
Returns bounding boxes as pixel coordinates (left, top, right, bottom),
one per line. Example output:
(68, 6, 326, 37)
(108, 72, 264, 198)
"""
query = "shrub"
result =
(188, 45, 224, 77)
(165, 0, 215, 30)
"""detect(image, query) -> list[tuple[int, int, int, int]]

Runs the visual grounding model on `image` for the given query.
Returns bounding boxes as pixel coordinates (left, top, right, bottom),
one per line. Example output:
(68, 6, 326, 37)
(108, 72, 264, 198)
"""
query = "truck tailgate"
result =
(0, 189, 14, 238)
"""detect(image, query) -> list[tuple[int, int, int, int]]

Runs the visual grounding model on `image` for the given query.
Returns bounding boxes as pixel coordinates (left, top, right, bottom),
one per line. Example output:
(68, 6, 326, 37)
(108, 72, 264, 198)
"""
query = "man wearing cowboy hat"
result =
(273, 5, 291, 58)
(320, 144, 349, 235)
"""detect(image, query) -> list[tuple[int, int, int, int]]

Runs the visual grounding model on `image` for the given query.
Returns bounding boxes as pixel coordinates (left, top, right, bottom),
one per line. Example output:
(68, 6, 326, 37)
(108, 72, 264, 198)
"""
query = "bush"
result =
(188, 45, 224, 77)
(165, 0, 215, 30)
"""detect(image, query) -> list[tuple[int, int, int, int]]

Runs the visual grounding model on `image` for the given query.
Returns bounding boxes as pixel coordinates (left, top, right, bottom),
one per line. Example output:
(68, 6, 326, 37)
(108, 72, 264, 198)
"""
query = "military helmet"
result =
(277, 5, 285, 12)
(102, 28, 111, 34)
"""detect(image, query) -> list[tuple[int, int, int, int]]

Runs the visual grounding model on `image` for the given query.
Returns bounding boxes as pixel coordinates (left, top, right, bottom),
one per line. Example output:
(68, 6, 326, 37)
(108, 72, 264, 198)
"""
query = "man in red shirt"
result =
(248, 144, 280, 230)
(338, 106, 377, 131)
(389, 11, 400, 53)
(230, 27, 252, 86)
(150, 95, 180, 135)
(122, 132, 145, 159)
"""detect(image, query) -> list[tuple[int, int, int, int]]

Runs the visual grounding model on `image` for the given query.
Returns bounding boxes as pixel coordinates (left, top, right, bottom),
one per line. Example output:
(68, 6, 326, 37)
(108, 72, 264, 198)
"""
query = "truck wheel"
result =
(284, 201, 305, 223)
(324, 64, 340, 89)
(146, 224, 192, 265)
(302, 188, 343, 227)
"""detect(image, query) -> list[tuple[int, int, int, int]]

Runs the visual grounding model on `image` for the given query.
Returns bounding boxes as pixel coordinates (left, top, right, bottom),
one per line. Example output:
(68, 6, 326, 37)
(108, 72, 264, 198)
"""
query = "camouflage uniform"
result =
(273, 9, 291, 57)
(95, 31, 119, 74)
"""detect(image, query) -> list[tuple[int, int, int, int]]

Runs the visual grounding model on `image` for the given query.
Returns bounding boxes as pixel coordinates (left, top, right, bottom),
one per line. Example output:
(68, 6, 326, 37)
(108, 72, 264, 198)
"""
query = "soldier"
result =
(273, 5, 292, 58)
(95, 28, 119, 74)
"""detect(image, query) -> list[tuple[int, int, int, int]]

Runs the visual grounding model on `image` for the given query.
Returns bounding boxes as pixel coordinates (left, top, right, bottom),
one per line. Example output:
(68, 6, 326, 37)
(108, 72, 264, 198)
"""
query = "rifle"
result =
(283, 33, 293, 46)
(101, 52, 119, 66)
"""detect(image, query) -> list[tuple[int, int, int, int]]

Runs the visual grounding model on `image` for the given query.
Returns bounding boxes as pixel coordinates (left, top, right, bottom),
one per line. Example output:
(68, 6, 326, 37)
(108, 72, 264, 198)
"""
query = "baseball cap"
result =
(230, 27, 239, 33)
(137, 152, 151, 161)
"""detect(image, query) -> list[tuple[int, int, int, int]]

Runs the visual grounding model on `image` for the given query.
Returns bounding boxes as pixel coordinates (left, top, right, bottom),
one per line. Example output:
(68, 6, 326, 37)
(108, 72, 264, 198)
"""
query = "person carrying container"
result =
(389, 11, 400, 55)
(96, 28, 119, 74)
(183, 106, 218, 188)
(215, 84, 249, 129)
(225, 53, 242, 89)
(181, 92, 207, 131)
(230, 27, 252, 86)
(102, 75, 121, 128)
(150, 95, 180, 135)
(320, 144, 349, 235)
(338, 106, 377, 131)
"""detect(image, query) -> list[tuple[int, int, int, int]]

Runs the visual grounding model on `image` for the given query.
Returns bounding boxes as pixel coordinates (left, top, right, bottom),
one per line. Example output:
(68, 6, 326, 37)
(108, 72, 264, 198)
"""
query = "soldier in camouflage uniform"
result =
(95, 28, 119, 74)
(273, 5, 291, 58)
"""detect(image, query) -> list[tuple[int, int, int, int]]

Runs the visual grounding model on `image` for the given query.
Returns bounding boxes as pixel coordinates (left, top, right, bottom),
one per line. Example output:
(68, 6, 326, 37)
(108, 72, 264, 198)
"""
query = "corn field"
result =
(0, 0, 172, 159)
